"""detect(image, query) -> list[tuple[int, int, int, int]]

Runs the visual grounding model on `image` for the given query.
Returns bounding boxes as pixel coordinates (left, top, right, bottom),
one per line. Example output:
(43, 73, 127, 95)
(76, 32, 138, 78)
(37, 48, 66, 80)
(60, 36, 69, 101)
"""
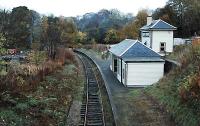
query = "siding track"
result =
(78, 54, 105, 126)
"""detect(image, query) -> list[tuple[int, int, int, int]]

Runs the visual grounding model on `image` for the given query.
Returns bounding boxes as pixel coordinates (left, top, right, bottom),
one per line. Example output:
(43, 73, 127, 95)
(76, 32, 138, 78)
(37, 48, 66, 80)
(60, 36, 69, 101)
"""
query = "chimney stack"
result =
(147, 16, 152, 26)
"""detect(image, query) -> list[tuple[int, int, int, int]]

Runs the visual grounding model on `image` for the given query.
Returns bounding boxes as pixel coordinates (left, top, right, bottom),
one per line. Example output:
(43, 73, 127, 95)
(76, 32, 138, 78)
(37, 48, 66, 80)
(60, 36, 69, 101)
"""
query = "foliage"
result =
(75, 31, 87, 44)
(0, 48, 84, 125)
(145, 44, 200, 126)
(59, 17, 77, 45)
(75, 9, 134, 43)
(121, 9, 148, 39)
(0, 33, 6, 55)
(104, 29, 121, 44)
(153, 0, 200, 37)
(8, 6, 32, 49)
(0, 110, 25, 126)
(40, 16, 78, 58)
(27, 51, 47, 65)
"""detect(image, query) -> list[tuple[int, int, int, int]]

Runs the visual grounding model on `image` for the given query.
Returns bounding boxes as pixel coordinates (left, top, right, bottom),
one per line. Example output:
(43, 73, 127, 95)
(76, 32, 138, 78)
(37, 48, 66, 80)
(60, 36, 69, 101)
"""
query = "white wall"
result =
(110, 53, 113, 71)
(121, 60, 126, 86)
(117, 58, 121, 82)
(127, 62, 164, 86)
(152, 31, 174, 53)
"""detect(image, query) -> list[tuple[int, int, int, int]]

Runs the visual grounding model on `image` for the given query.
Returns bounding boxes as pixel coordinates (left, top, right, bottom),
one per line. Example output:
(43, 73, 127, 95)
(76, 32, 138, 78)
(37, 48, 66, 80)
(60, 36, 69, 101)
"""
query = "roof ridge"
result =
(119, 40, 136, 57)
(150, 19, 160, 28)
(159, 19, 177, 29)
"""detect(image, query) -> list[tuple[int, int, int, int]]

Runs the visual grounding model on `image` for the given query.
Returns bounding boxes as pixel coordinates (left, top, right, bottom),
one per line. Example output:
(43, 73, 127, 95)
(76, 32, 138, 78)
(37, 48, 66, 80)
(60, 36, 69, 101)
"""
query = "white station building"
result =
(140, 16, 177, 56)
(109, 17, 177, 87)
(109, 39, 165, 87)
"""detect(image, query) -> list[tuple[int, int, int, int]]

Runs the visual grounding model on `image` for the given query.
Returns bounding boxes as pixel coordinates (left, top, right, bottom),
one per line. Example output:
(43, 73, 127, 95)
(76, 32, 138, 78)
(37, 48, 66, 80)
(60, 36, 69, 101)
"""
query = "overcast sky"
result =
(0, 0, 168, 17)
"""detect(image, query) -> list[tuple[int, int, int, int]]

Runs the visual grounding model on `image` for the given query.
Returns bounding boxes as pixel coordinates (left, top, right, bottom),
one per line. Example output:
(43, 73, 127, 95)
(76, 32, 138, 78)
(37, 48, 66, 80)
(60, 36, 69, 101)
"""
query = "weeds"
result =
(0, 48, 84, 125)
(145, 43, 200, 126)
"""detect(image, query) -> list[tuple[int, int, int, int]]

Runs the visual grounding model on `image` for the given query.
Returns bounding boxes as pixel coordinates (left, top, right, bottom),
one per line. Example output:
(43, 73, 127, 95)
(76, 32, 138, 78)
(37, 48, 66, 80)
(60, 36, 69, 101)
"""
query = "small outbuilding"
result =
(109, 39, 165, 87)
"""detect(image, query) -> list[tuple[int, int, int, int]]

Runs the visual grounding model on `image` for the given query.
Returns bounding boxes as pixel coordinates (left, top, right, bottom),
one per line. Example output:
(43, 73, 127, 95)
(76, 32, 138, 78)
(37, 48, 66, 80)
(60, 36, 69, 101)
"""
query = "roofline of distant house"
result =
(140, 19, 177, 31)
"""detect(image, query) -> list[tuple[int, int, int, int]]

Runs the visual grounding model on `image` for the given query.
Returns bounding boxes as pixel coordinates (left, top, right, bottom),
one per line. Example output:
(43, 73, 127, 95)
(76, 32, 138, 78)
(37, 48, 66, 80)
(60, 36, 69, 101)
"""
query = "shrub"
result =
(27, 51, 47, 65)
(0, 110, 24, 126)
(15, 103, 29, 112)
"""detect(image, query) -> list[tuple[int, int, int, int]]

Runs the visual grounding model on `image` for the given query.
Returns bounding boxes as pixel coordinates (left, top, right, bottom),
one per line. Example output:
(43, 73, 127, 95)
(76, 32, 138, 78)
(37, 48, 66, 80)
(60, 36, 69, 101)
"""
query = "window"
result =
(114, 59, 117, 72)
(160, 42, 166, 52)
(143, 32, 149, 37)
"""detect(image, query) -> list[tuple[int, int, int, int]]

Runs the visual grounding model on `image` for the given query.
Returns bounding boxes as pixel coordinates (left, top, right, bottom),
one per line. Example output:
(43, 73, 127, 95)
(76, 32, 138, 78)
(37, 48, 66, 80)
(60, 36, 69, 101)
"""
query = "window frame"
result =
(160, 42, 166, 52)
(142, 32, 149, 37)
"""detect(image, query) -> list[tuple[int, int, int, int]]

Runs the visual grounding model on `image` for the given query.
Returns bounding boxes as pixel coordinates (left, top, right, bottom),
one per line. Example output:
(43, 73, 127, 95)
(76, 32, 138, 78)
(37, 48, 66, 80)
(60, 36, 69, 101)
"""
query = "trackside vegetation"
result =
(145, 43, 200, 126)
(0, 49, 84, 125)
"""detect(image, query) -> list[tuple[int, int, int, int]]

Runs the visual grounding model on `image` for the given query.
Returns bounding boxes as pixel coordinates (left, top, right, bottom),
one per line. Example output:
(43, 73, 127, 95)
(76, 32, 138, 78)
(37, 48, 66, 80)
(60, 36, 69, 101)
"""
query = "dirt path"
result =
(113, 89, 175, 126)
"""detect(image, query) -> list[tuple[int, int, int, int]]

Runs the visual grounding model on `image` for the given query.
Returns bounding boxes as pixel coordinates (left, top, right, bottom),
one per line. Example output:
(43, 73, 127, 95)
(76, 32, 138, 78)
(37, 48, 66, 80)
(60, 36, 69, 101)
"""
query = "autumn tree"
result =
(104, 29, 120, 44)
(75, 31, 87, 44)
(153, 0, 200, 37)
(121, 9, 148, 39)
(0, 33, 6, 55)
(58, 17, 77, 46)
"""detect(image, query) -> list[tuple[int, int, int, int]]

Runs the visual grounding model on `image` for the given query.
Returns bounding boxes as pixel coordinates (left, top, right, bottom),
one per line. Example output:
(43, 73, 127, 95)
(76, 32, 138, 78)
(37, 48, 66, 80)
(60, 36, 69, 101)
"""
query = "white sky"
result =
(0, 0, 167, 17)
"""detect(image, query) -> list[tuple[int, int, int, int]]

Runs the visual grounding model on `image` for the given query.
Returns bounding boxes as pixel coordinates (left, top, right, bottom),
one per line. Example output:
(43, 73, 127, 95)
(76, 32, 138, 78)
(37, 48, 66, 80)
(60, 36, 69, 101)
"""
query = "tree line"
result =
(104, 0, 200, 44)
(0, 6, 79, 58)
(153, 0, 200, 37)
(0, 6, 134, 54)
(0, 0, 199, 52)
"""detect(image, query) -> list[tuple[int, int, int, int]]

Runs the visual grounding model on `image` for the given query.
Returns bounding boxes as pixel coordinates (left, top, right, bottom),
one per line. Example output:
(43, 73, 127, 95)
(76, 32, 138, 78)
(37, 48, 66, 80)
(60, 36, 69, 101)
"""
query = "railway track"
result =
(78, 54, 105, 126)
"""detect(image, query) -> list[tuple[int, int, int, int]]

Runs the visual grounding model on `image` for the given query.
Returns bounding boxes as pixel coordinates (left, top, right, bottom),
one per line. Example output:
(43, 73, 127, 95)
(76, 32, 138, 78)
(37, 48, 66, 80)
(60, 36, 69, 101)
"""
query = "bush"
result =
(145, 44, 200, 126)
(27, 51, 47, 65)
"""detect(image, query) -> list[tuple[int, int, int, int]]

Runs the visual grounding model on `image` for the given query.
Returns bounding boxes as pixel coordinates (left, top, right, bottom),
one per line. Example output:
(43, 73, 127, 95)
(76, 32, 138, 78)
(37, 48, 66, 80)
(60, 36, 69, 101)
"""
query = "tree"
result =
(0, 33, 6, 55)
(120, 9, 148, 40)
(153, 0, 200, 37)
(58, 17, 77, 46)
(40, 16, 49, 48)
(75, 31, 87, 44)
(76, 9, 134, 43)
(121, 22, 139, 39)
(46, 16, 61, 58)
(104, 29, 120, 44)
(9, 6, 32, 49)
(31, 10, 42, 43)
(134, 9, 148, 28)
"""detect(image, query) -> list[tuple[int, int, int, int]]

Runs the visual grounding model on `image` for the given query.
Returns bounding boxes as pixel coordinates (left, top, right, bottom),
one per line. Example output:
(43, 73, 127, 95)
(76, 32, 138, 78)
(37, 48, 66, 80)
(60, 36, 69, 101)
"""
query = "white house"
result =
(140, 16, 177, 56)
(109, 39, 165, 87)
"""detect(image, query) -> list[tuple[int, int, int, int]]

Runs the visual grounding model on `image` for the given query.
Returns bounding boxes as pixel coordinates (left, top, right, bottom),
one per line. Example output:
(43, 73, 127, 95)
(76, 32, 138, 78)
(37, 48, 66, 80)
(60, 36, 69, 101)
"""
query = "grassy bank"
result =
(0, 49, 84, 125)
(145, 44, 200, 126)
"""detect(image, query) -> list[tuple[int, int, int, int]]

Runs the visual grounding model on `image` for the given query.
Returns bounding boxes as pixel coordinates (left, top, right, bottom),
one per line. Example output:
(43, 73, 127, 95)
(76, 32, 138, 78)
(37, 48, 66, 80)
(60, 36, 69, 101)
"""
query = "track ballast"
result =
(78, 54, 105, 126)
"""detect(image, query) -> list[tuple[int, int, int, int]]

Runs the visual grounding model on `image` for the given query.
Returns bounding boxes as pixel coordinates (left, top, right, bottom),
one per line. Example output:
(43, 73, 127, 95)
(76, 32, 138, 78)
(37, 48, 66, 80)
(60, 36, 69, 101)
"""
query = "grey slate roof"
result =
(109, 39, 164, 62)
(140, 19, 176, 31)
(109, 39, 136, 57)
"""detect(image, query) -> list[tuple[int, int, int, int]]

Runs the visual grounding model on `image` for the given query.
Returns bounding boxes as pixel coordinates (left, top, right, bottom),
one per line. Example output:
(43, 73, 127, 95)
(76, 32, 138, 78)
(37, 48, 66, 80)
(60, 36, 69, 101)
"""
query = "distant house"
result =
(140, 16, 177, 56)
(174, 38, 192, 45)
(109, 39, 165, 87)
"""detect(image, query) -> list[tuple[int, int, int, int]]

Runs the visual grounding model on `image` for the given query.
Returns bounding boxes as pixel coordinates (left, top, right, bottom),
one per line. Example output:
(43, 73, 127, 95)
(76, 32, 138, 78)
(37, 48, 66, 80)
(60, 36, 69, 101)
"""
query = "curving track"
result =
(78, 54, 105, 126)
